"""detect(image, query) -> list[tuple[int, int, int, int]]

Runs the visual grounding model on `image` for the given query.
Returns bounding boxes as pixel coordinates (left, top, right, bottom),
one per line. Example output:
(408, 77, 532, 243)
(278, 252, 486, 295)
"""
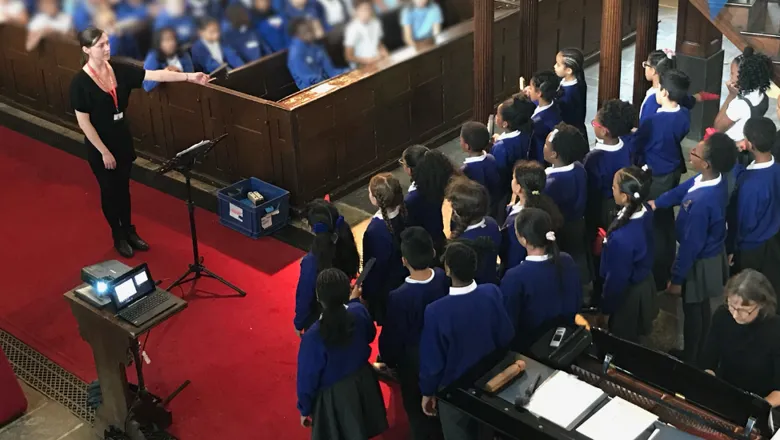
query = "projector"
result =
(81, 260, 132, 293)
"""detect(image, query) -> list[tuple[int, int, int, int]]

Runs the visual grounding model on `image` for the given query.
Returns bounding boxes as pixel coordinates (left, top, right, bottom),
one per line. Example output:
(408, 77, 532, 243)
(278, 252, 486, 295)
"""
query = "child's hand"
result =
(350, 284, 362, 300)
(726, 81, 738, 96)
(728, 254, 734, 266)
(300, 416, 312, 428)
(666, 282, 682, 296)
(492, 133, 501, 142)
(421, 396, 438, 416)
(647, 200, 656, 210)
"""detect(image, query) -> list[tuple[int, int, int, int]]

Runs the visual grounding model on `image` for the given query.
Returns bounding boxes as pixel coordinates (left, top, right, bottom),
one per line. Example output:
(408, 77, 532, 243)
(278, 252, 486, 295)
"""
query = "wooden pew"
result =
(211, 50, 297, 101)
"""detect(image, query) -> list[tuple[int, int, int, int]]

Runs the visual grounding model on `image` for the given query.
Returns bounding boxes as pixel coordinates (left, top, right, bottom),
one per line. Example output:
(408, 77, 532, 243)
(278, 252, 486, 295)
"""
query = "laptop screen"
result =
(111, 264, 155, 307)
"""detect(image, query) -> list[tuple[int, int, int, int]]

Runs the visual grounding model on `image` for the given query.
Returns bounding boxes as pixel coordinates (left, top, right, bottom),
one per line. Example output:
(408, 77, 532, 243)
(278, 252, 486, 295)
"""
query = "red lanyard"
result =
(86, 63, 118, 112)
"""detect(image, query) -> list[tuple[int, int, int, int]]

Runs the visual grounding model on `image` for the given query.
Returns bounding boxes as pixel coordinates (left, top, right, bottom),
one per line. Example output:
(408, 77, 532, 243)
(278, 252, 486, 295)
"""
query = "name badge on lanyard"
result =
(114, 112, 124, 121)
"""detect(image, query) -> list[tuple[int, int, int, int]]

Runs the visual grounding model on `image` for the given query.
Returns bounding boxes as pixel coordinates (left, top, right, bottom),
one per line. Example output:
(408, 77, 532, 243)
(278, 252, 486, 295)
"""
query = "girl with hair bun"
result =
(294, 199, 360, 335)
(499, 207, 582, 351)
(297, 268, 388, 438)
(639, 49, 699, 123)
(491, 94, 535, 210)
(554, 47, 588, 138)
(600, 165, 657, 343)
(362, 172, 409, 323)
(527, 70, 563, 165)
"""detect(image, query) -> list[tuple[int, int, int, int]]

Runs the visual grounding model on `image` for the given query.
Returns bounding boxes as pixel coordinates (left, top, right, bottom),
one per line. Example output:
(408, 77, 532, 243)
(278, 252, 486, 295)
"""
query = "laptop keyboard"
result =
(118, 290, 169, 323)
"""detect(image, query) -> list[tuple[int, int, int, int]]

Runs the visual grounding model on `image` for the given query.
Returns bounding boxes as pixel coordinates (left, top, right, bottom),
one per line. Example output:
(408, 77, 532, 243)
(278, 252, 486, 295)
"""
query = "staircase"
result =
(701, 0, 780, 83)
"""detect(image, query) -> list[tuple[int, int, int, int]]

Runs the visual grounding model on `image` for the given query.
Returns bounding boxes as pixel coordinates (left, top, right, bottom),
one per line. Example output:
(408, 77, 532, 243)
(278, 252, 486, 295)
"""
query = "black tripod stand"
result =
(158, 134, 246, 297)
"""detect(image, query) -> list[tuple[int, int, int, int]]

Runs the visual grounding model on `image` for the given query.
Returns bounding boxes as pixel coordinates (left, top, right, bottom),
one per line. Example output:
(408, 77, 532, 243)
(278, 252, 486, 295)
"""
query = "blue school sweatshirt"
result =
(191, 39, 245, 73)
(462, 153, 503, 209)
(222, 23, 271, 63)
(293, 252, 319, 331)
(418, 282, 514, 395)
(726, 159, 780, 253)
(405, 182, 446, 251)
(530, 102, 563, 164)
(545, 162, 587, 223)
(379, 267, 449, 367)
(583, 139, 633, 199)
(655, 173, 729, 285)
(287, 37, 347, 89)
(297, 302, 376, 416)
(558, 79, 588, 136)
(283, 0, 329, 31)
(491, 130, 531, 191)
(632, 105, 690, 176)
(639, 87, 697, 124)
(115, 1, 149, 21)
(108, 34, 140, 60)
(500, 204, 526, 274)
(154, 12, 197, 44)
(362, 210, 409, 306)
(459, 217, 502, 285)
(599, 206, 655, 313)
(253, 13, 289, 52)
(142, 51, 195, 91)
(499, 253, 582, 350)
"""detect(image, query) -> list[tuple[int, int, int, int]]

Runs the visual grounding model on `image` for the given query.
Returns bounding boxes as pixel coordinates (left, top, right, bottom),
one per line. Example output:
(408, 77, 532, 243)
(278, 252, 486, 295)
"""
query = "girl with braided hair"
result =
(362, 172, 409, 323)
(600, 165, 657, 343)
(527, 70, 563, 165)
(554, 48, 588, 138)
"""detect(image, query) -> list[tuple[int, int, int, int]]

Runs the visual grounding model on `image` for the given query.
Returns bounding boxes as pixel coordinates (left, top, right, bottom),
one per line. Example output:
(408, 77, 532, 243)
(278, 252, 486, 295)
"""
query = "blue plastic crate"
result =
(217, 177, 290, 239)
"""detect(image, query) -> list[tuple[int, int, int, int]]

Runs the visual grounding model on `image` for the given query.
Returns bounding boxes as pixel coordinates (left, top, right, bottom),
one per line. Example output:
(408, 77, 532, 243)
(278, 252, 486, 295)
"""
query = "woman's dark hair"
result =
(597, 99, 636, 138)
(734, 46, 773, 94)
(704, 132, 738, 174)
(305, 199, 360, 277)
(559, 47, 586, 87)
(512, 161, 564, 230)
(403, 146, 461, 204)
(77, 27, 105, 66)
(725, 269, 777, 316)
(446, 176, 489, 239)
(531, 70, 563, 103)
(607, 165, 653, 235)
(316, 268, 355, 347)
(548, 122, 589, 164)
(647, 49, 676, 77)
(514, 207, 563, 289)
(499, 94, 535, 132)
(153, 27, 183, 62)
(443, 241, 478, 284)
(369, 172, 407, 244)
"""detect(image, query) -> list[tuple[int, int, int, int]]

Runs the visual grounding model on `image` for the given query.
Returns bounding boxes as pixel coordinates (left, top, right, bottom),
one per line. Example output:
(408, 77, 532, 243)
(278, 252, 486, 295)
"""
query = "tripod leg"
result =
(162, 380, 191, 406)
(167, 266, 198, 291)
(199, 267, 247, 296)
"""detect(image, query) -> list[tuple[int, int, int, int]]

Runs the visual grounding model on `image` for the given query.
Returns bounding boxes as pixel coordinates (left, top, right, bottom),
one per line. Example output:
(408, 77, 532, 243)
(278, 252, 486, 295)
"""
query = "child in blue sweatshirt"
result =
(223, 4, 271, 63)
(252, 0, 289, 51)
(294, 199, 360, 335)
(634, 69, 691, 291)
(501, 161, 564, 276)
(651, 133, 737, 364)
(286, 17, 347, 89)
(527, 70, 563, 165)
(639, 50, 698, 123)
(600, 165, 657, 343)
(191, 17, 245, 73)
(400, 145, 460, 257)
(446, 177, 502, 285)
(727, 117, 780, 294)
(500, 208, 582, 351)
(154, 0, 197, 44)
(297, 269, 388, 437)
(362, 173, 409, 324)
(379, 227, 447, 440)
(553, 48, 588, 139)
(419, 242, 514, 438)
(460, 121, 502, 217)
(491, 94, 535, 214)
(283, 0, 327, 33)
(543, 123, 591, 284)
(143, 27, 195, 91)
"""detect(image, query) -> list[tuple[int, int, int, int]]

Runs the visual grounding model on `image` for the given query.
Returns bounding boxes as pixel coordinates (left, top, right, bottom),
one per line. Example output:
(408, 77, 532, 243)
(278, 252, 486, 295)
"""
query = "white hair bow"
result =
(545, 231, 556, 241)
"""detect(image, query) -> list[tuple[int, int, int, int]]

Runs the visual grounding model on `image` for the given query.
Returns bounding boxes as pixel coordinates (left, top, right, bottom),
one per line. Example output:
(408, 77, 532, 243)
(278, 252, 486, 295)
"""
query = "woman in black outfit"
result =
(701, 269, 780, 407)
(70, 27, 209, 257)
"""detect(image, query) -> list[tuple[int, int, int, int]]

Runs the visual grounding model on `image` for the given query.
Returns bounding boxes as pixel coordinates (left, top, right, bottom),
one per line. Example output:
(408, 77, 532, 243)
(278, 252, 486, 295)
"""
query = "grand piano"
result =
(439, 328, 775, 440)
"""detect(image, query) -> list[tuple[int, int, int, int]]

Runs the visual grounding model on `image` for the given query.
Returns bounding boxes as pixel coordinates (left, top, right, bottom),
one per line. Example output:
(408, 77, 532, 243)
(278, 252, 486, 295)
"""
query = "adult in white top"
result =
(318, 0, 352, 27)
(714, 47, 773, 143)
(0, 0, 27, 25)
(343, 0, 388, 68)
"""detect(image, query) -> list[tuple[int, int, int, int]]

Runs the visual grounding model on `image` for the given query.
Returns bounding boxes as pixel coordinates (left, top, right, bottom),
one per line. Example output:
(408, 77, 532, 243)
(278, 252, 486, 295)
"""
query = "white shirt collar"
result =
(545, 163, 574, 175)
(497, 130, 521, 140)
(560, 78, 578, 87)
(408, 182, 417, 192)
(374, 206, 401, 219)
(464, 217, 487, 232)
(747, 156, 775, 170)
(593, 138, 624, 152)
(507, 203, 523, 217)
(645, 86, 658, 97)
(688, 173, 722, 194)
(525, 254, 551, 262)
(463, 151, 487, 164)
(202, 39, 224, 64)
(449, 281, 477, 296)
(532, 101, 554, 117)
(618, 205, 648, 220)
(405, 269, 435, 284)
(657, 104, 681, 113)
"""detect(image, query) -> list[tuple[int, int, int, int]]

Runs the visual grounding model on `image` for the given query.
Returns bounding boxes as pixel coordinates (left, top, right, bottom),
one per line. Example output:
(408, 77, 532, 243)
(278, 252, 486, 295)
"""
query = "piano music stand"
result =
(158, 134, 246, 297)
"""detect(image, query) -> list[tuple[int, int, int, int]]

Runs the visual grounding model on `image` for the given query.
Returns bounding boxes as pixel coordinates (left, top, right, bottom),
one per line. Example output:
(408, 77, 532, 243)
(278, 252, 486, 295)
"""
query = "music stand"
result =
(158, 134, 246, 297)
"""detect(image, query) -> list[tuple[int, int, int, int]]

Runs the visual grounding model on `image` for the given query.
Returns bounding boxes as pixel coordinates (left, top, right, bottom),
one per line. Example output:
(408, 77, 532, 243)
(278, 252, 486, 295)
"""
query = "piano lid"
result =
(589, 329, 772, 436)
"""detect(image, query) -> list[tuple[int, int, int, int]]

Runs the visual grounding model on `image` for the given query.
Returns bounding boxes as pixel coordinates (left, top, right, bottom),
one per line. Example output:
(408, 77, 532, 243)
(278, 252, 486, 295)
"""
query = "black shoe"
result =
(114, 239, 134, 258)
(126, 226, 150, 251)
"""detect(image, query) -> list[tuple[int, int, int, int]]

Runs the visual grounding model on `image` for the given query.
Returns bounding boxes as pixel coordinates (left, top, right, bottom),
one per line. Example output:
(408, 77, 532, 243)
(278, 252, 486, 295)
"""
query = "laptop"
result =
(110, 263, 177, 327)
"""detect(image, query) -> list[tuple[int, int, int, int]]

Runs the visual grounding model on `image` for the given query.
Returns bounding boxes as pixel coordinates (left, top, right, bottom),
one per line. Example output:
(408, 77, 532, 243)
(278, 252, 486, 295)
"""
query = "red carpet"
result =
(0, 126, 408, 439)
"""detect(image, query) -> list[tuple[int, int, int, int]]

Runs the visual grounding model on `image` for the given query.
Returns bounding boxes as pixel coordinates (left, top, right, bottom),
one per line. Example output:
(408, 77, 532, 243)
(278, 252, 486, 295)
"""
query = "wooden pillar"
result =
(518, 0, 539, 80)
(473, 0, 493, 123)
(632, 0, 659, 113)
(597, 0, 624, 107)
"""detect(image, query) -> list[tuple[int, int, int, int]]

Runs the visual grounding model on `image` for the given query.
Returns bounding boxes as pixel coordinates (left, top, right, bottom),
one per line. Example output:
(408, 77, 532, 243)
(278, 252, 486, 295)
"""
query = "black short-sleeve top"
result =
(70, 61, 145, 163)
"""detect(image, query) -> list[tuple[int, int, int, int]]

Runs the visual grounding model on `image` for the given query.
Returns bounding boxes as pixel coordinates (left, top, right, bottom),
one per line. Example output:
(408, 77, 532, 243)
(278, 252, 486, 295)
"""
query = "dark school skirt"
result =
(683, 251, 728, 305)
(733, 236, 780, 299)
(608, 274, 658, 343)
(559, 217, 594, 285)
(311, 364, 388, 440)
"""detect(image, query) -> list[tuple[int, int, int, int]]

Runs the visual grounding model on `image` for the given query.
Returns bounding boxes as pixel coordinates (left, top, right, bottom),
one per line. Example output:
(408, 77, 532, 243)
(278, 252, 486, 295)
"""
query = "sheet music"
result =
(524, 370, 606, 430)
(576, 397, 658, 440)
(176, 140, 211, 157)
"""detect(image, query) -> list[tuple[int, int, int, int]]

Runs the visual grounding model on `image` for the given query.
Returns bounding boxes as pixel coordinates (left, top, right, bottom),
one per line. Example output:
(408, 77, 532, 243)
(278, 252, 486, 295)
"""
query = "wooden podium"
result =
(65, 285, 187, 439)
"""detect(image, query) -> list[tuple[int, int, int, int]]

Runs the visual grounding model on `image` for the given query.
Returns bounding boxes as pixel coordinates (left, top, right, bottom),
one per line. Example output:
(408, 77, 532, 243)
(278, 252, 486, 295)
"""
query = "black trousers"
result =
(89, 158, 133, 238)
(397, 350, 442, 440)
(648, 170, 682, 291)
(682, 299, 711, 366)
